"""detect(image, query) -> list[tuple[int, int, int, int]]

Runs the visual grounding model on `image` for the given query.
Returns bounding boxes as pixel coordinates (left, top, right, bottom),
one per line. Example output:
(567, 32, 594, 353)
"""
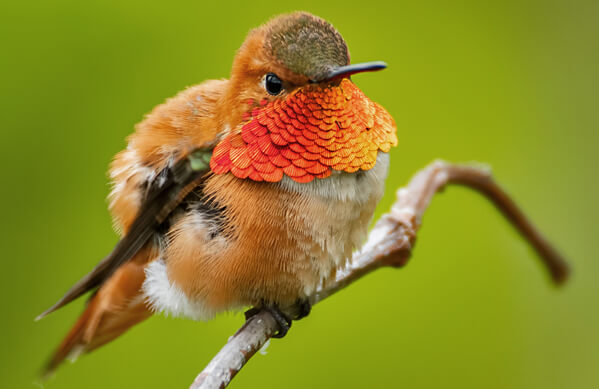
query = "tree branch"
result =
(190, 160, 569, 389)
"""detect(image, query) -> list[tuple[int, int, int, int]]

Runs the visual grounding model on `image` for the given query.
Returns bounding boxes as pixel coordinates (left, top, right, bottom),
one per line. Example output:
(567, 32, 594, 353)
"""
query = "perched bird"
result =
(38, 11, 397, 375)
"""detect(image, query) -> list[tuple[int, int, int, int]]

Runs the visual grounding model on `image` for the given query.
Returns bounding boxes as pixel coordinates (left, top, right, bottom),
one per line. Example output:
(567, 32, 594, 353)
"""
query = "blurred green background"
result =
(1, 0, 597, 388)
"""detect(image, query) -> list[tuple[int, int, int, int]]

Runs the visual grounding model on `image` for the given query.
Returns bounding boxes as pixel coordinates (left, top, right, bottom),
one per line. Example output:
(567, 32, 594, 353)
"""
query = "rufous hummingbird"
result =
(38, 11, 398, 375)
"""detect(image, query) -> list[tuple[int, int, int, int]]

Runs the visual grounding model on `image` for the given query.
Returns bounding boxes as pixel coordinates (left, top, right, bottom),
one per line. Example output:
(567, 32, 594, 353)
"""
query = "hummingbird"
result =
(38, 11, 397, 375)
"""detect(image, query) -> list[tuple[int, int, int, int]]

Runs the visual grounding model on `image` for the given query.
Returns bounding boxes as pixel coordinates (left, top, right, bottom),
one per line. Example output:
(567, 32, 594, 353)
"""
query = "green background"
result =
(1, 1, 597, 388)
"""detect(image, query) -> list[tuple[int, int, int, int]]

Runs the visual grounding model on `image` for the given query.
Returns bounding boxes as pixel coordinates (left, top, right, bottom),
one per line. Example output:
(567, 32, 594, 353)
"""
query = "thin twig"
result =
(190, 160, 569, 389)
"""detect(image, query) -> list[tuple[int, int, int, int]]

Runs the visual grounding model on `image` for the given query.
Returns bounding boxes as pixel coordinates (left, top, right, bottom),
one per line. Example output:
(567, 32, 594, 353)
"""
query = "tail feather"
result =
(43, 259, 153, 377)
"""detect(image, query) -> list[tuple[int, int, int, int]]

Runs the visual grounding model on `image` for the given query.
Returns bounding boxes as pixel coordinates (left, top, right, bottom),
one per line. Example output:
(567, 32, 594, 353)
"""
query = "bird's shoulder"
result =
(132, 78, 228, 166)
(108, 78, 228, 233)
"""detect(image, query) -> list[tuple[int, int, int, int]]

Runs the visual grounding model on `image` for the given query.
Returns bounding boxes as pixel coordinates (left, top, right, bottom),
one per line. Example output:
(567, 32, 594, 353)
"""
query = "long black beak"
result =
(318, 61, 387, 82)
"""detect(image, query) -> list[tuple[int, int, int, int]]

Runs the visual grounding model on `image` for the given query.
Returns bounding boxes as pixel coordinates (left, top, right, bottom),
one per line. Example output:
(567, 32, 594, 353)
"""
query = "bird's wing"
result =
(36, 148, 213, 320)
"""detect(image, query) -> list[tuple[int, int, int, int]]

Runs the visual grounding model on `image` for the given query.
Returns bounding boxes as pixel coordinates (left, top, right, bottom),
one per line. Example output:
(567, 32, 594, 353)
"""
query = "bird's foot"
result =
(292, 298, 311, 320)
(244, 298, 311, 338)
(244, 305, 292, 338)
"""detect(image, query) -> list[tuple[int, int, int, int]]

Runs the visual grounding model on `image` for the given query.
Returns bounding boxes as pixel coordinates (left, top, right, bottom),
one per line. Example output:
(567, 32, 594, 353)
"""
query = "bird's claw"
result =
(293, 298, 311, 320)
(244, 298, 311, 338)
(244, 305, 292, 338)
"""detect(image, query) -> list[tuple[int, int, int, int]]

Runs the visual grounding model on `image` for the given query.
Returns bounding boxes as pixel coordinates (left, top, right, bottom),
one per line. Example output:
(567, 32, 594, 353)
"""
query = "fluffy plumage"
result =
(40, 11, 397, 376)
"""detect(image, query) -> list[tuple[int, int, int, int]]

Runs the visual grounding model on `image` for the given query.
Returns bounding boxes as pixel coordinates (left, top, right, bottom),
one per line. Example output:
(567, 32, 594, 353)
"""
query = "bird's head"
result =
(211, 12, 398, 183)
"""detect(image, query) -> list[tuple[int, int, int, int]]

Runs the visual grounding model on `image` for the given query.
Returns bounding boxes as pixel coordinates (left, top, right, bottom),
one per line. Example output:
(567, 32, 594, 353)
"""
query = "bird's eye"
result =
(264, 73, 283, 96)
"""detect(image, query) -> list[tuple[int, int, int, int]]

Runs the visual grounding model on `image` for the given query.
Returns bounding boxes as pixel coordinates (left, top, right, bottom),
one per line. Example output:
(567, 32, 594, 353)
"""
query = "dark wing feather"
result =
(36, 148, 213, 320)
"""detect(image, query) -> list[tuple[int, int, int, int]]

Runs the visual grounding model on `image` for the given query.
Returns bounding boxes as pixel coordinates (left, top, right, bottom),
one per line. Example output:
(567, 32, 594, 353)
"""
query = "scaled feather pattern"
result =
(210, 79, 397, 183)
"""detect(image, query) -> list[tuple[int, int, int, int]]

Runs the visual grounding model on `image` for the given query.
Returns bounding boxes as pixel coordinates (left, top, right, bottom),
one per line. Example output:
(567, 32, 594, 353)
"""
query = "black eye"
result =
(265, 73, 283, 95)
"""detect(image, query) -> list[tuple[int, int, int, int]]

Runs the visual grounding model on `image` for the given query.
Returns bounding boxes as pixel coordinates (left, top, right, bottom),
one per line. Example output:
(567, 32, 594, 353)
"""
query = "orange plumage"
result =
(211, 79, 397, 182)
(39, 11, 397, 378)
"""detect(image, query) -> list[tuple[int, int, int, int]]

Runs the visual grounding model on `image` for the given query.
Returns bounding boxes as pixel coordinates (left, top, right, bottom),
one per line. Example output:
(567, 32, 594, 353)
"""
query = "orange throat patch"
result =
(210, 78, 397, 183)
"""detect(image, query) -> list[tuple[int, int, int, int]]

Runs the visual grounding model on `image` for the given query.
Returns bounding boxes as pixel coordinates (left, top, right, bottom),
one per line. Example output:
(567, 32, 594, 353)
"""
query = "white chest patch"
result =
(278, 152, 390, 295)
(277, 152, 390, 205)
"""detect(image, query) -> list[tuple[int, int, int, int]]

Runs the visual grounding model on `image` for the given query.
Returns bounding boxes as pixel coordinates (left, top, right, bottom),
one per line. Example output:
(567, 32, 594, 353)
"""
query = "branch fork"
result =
(190, 160, 569, 389)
